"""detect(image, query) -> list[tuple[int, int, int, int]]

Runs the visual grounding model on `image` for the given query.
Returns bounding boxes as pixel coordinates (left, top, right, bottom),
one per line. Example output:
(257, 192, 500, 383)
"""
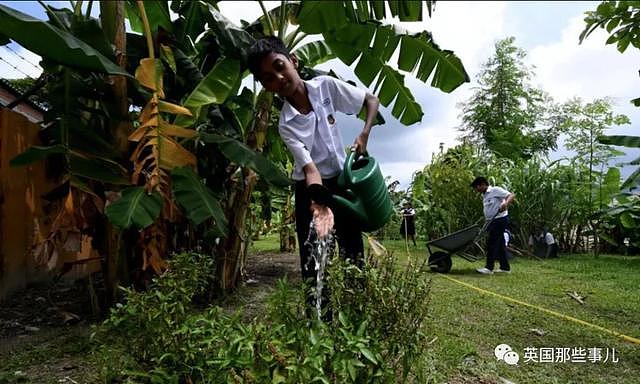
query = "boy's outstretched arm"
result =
(303, 162, 334, 238)
(352, 93, 380, 155)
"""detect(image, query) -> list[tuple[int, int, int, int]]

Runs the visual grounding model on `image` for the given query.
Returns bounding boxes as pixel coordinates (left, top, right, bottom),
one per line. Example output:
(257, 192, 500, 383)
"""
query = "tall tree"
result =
(459, 37, 557, 161)
(581, 1, 640, 191)
(558, 97, 630, 253)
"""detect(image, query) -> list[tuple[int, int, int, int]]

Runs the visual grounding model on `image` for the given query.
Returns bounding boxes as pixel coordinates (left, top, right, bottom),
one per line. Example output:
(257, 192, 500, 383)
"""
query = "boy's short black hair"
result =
(246, 36, 291, 78)
(470, 176, 489, 188)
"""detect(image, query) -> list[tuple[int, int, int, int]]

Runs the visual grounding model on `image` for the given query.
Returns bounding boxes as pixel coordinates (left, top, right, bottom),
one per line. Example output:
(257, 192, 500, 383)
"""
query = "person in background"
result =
(504, 227, 514, 260)
(399, 201, 417, 246)
(541, 227, 558, 258)
(471, 176, 516, 275)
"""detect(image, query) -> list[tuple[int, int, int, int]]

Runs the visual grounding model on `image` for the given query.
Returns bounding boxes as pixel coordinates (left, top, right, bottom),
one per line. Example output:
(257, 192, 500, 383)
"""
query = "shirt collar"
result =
(280, 79, 320, 123)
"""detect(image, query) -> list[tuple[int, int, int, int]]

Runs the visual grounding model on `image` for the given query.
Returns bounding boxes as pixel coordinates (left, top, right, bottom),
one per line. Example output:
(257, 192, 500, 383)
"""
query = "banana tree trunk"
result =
(216, 91, 273, 291)
(100, 1, 130, 305)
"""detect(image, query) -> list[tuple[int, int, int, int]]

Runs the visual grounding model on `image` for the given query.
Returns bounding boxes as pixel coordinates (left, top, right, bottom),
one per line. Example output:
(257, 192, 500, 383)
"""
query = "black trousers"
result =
(295, 177, 364, 281)
(486, 216, 510, 271)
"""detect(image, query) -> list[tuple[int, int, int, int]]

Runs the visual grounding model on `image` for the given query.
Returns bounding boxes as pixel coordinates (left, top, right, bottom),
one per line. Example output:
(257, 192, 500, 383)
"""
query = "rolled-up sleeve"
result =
(325, 76, 366, 115)
(279, 124, 312, 175)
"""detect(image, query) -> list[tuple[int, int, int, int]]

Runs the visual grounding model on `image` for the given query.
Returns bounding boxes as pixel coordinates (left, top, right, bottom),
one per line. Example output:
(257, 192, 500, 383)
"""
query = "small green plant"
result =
(95, 250, 434, 383)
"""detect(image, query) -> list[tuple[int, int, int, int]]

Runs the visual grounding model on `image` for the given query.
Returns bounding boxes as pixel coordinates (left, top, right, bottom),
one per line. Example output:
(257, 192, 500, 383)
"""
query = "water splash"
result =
(304, 220, 335, 321)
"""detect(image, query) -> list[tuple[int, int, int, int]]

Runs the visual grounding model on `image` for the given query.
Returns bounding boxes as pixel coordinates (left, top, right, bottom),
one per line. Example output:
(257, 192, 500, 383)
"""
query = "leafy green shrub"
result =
(95, 250, 434, 383)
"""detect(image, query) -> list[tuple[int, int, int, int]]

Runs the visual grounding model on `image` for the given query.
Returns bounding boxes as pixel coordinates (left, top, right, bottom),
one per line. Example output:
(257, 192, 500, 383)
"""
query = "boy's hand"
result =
(352, 131, 369, 155)
(310, 202, 334, 238)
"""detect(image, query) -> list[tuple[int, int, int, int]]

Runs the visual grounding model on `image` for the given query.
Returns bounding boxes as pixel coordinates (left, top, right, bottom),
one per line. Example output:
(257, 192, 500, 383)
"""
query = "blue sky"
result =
(1, 1, 638, 189)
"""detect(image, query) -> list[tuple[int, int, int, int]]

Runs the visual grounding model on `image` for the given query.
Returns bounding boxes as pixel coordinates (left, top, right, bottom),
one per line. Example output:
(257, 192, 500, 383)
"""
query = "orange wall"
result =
(0, 108, 102, 302)
(0, 107, 50, 300)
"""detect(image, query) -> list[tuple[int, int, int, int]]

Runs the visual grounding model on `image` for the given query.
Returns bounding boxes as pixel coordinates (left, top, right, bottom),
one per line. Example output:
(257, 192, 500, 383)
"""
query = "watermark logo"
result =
(495, 344, 520, 366)
(495, 344, 619, 365)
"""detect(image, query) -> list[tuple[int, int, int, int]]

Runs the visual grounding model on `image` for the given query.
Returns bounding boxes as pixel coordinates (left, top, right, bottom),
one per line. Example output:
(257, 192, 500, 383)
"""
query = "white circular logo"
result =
(494, 344, 512, 360)
(503, 351, 520, 366)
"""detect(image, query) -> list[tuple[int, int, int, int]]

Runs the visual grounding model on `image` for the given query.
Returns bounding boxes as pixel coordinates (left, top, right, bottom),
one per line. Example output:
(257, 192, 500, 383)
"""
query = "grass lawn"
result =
(254, 235, 640, 383)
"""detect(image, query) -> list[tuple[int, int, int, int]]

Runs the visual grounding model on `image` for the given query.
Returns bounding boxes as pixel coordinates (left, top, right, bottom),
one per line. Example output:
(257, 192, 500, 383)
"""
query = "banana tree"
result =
(201, 0, 470, 290)
(1, 2, 289, 296)
(2, 0, 469, 294)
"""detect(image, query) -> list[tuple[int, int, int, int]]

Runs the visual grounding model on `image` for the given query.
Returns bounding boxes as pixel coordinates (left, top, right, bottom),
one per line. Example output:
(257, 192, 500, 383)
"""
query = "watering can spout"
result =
(333, 151, 393, 232)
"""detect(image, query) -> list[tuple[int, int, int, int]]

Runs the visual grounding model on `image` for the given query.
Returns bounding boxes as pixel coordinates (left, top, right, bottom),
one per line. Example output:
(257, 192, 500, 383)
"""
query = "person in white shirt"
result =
(540, 227, 558, 258)
(247, 37, 380, 315)
(471, 177, 516, 274)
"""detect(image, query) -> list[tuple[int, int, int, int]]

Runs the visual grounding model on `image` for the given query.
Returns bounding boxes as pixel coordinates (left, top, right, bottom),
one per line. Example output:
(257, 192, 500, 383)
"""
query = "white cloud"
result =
(529, 16, 640, 103)
(529, 13, 640, 173)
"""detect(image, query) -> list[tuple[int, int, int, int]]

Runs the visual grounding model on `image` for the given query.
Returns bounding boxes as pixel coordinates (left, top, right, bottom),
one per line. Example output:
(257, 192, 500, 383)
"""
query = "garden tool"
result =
(333, 150, 393, 232)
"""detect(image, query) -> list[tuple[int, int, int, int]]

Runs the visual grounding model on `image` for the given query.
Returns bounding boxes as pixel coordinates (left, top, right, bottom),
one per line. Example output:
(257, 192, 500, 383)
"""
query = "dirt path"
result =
(0, 251, 301, 383)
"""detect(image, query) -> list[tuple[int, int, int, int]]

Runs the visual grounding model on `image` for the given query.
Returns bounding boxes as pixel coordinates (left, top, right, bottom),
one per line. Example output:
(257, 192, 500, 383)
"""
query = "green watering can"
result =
(333, 151, 393, 232)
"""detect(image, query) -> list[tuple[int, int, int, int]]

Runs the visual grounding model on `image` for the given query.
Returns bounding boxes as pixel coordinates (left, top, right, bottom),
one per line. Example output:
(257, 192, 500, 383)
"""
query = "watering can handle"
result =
(344, 149, 368, 186)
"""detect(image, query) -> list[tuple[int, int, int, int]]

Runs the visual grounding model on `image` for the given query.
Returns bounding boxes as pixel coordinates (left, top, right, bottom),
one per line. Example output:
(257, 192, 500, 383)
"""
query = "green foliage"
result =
(95, 252, 215, 379)
(599, 134, 640, 189)
(171, 166, 228, 231)
(178, 57, 241, 126)
(406, 142, 627, 253)
(0, 3, 128, 76)
(199, 133, 292, 187)
(95, 251, 434, 383)
(295, 1, 469, 125)
(580, 1, 640, 53)
(411, 145, 483, 240)
(459, 37, 557, 161)
(105, 187, 164, 229)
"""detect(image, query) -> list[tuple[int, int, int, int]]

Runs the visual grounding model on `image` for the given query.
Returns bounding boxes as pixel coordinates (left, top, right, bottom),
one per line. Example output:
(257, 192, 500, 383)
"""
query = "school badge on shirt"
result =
(327, 114, 335, 125)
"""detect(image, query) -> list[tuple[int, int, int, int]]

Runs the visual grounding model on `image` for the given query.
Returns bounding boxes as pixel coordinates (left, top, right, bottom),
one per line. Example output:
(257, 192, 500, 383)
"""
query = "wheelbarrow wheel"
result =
(428, 251, 452, 273)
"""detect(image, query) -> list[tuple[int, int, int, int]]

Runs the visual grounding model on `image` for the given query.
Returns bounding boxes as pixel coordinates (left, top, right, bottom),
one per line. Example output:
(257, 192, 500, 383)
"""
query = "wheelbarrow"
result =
(426, 218, 493, 273)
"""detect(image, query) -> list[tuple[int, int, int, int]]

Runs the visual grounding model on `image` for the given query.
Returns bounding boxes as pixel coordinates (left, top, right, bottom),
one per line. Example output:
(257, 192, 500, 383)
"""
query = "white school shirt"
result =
(278, 76, 366, 181)
(482, 186, 511, 220)
(544, 232, 555, 245)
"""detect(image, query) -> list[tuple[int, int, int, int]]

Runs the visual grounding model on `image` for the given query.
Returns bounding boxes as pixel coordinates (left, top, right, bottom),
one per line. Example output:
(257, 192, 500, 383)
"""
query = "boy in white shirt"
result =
(247, 37, 380, 296)
(471, 177, 515, 274)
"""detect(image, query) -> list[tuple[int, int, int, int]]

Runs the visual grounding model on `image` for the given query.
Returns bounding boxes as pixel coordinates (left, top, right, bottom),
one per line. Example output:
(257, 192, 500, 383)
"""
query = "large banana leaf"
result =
(297, 0, 429, 33)
(0, 4, 129, 76)
(244, 3, 300, 37)
(293, 40, 335, 68)
(295, 2, 468, 125)
(200, 133, 291, 187)
(177, 57, 241, 126)
(124, 0, 173, 34)
(204, 4, 255, 59)
(297, 1, 349, 34)
(183, 57, 240, 111)
(598, 135, 640, 148)
(324, 23, 467, 124)
(171, 167, 227, 234)
(598, 135, 640, 189)
(68, 154, 130, 185)
(105, 187, 163, 229)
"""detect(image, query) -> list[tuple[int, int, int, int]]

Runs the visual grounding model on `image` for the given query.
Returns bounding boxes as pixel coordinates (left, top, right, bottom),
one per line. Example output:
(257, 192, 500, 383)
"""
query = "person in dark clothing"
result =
(399, 202, 417, 246)
(471, 177, 516, 275)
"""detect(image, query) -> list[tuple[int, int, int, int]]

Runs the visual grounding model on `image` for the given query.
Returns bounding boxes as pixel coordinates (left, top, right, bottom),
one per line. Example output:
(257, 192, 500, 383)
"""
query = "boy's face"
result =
(474, 184, 488, 194)
(257, 52, 302, 98)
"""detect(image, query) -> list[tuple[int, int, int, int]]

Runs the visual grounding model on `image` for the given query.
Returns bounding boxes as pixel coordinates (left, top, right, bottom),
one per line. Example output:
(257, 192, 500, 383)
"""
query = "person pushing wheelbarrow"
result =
(471, 176, 516, 275)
